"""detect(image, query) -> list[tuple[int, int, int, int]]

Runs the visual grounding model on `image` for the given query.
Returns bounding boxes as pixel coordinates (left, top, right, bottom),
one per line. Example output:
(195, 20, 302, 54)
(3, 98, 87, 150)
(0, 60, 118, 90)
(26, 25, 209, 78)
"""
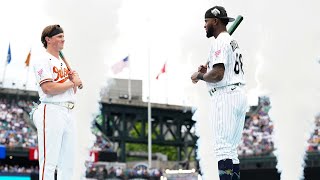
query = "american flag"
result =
(112, 56, 129, 74)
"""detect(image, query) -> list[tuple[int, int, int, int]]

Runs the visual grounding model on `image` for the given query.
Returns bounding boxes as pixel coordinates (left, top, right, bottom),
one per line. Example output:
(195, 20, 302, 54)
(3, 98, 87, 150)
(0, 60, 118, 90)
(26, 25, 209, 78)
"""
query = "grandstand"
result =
(238, 96, 274, 157)
(0, 84, 320, 180)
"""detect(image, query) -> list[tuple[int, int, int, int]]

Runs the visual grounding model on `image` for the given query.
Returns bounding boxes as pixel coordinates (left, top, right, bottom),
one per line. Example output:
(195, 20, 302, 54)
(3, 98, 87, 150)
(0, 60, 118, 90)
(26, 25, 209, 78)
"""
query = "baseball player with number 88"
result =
(191, 6, 248, 180)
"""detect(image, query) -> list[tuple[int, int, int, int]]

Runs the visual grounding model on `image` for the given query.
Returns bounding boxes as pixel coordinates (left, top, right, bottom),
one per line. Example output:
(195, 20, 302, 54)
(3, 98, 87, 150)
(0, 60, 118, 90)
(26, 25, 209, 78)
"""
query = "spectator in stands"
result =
(84, 162, 163, 179)
(308, 116, 320, 152)
(238, 96, 274, 156)
(0, 98, 37, 148)
(0, 165, 38, 173)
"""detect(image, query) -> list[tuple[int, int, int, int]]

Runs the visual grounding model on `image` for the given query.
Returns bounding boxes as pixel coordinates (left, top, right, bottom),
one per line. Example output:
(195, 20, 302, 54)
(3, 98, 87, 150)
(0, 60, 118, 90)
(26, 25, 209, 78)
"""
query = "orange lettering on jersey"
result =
(53, 66, 70, 82)
(57, 77, 69, 83)
(53, 66, 59, 81)
(64, 68, 69, 77)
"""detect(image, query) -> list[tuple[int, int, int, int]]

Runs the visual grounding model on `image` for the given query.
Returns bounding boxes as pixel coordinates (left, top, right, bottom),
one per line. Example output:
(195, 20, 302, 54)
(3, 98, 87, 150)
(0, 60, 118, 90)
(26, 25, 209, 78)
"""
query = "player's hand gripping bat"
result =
(59, 51, 83, 89)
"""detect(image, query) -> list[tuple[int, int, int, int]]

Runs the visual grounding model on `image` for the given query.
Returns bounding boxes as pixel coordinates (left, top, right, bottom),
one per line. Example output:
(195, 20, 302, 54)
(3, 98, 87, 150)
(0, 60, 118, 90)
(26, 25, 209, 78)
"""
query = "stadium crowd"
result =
(238, 96, 274, 156)
(307, 115, 320, 152)
(0, 165, 38, 174)
(0, 98, 112, 151)
(1, 95, 320, 178)
(0, 96, 283, 158)
(0, 98, 37, 147)
(85, 163, 162, 180)
(92, 133, 113, 152)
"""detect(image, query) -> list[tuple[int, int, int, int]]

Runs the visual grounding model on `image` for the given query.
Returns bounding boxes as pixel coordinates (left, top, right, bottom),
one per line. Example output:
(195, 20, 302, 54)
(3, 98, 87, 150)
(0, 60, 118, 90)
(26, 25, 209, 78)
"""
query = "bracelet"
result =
(197, 73, 204, 80)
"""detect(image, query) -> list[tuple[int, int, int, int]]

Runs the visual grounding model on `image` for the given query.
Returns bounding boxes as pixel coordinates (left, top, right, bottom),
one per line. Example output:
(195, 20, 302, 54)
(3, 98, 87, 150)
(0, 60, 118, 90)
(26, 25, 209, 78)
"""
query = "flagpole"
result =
(128, 55, 132, 101)
(165, 71, 168, 105)
(165, 60, 168, 105)
(24, 49, 31, 90)
(1, 64, 7, 87)
(148, 54, 152, 169)
(147, 31, 152, 170)
(2, 43, 11, 87)
(25, 66, 30, 90)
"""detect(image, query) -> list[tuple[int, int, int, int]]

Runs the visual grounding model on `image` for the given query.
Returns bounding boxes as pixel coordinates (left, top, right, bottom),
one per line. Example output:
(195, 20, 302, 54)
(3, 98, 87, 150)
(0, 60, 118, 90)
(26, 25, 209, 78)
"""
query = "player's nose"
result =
(204, 23, 208, 29)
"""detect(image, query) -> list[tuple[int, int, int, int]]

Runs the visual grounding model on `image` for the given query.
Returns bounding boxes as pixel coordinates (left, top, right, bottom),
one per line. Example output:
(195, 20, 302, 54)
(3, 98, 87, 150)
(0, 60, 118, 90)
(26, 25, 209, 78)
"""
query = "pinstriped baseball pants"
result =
(209, 85, 247, 164)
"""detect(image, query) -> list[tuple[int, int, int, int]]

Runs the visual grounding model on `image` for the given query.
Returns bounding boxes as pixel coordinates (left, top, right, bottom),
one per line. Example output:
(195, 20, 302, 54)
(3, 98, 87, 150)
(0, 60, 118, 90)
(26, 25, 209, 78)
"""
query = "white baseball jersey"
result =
(32, 51, 76, 180)
(207, 32, 245, 89)
(33, 52, 75, 103)
(206, 32, 248, 165)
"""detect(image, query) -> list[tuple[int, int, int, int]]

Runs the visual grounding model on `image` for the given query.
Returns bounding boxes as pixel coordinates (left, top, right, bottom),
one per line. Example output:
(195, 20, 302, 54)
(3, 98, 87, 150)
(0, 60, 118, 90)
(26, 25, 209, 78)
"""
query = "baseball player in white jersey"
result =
(191, 6, 247, 180)
(32, 24, 82, 180)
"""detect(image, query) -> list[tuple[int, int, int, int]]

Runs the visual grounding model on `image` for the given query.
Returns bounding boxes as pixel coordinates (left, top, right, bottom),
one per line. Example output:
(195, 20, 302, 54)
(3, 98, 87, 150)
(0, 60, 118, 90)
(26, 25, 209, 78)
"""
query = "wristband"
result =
(197, 73, 204, 80)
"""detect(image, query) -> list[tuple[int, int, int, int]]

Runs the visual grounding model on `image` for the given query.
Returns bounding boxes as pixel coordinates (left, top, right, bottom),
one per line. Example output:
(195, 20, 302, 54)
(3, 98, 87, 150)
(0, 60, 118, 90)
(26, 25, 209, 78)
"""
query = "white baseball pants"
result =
(33, 103, 76, 180)
(209, 85, 247, 164)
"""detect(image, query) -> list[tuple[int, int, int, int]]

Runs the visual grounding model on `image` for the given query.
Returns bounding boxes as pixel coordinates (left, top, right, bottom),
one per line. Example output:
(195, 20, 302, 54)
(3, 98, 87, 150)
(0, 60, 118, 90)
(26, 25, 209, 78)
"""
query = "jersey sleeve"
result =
(33, 60, 53, 86)
(209, 41, 230, 66)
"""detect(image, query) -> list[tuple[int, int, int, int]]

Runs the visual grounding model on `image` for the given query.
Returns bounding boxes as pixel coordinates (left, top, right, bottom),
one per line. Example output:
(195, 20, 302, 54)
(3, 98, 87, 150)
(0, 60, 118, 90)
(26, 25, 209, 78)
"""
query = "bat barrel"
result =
(228, 15, 244, 35)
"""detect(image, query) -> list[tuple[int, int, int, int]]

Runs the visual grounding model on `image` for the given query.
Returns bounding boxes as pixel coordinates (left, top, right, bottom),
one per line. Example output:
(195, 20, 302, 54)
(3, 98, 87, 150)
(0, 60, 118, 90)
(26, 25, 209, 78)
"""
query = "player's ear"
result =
(215, 18, 222, 25)
(45, 36, 50, 43)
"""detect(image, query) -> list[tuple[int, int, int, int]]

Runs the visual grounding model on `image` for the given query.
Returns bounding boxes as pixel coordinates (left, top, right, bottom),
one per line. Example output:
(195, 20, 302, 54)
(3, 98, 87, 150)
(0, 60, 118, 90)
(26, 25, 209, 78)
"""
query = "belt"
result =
(42, 101, 75, 109)
(208, 83, 244, 96)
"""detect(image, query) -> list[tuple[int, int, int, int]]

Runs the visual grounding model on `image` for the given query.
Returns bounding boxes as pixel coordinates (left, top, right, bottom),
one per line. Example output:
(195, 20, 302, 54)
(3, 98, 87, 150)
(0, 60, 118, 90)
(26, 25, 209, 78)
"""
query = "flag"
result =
(112, 56, 129, 74)
(7, 44, 11, 64)
(25, 50, 31, 67)
(156, 62, 166, 80)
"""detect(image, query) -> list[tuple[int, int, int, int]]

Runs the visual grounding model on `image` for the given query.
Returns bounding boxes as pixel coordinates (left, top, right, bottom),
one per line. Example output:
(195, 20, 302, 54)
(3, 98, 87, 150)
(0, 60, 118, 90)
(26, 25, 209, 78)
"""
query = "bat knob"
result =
(78, 84, 83, 89)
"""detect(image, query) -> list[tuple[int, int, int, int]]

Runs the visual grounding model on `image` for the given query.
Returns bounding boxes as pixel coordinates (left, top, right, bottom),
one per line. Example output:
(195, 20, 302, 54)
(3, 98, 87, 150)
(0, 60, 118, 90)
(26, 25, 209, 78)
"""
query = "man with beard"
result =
(191, 6, 248, 180)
